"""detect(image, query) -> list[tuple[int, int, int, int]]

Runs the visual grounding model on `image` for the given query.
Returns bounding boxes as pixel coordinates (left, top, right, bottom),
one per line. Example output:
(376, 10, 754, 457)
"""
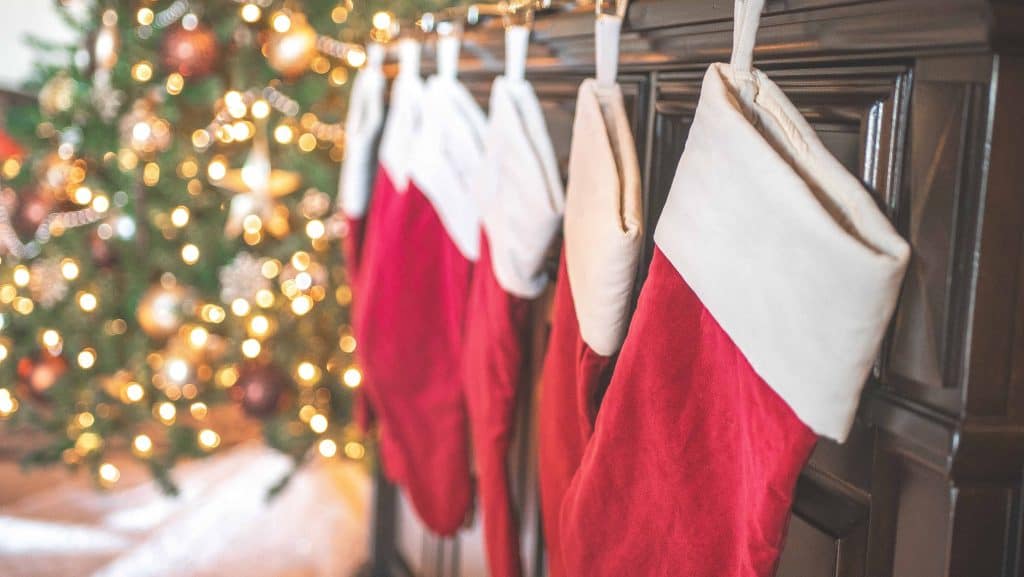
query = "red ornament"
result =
(162, 23, 219, 78)
(17, 351, 68, 402)
(0, 127, 23, 161)
(233, 362, 290, 418)
(89, 231, 117, 268)
(14, 192, 56, 237)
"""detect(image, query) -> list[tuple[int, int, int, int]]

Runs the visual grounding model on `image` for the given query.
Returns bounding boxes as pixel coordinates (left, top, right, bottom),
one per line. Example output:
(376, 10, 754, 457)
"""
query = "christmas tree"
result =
(0, 0, 447, 492)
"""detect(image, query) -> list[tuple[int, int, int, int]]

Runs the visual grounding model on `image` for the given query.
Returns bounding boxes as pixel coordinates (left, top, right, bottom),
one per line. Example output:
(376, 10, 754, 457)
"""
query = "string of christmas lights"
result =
(0, 0, 442, 491)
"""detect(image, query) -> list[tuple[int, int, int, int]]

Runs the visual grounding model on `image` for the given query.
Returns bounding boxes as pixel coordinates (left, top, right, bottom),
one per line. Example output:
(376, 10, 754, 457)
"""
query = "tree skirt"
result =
(0, 444, 370, 577)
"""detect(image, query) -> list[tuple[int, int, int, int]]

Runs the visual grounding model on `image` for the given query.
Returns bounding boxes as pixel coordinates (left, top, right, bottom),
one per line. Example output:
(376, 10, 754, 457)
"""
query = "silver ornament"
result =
(219, 252, 271, 304)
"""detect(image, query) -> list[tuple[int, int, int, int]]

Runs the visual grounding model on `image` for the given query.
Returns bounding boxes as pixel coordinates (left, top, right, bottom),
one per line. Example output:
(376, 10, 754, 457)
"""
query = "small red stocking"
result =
(337, 44, 385, 433)
(350, 40, 424, 451)
(462, 72, 564, 577)
(358, 37, 487, 534)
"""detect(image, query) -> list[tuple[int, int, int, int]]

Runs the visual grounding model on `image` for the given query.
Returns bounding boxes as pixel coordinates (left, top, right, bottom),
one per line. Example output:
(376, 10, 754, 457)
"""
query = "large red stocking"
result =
(559, 11, 910, 574)
(562, 249, 820, 577)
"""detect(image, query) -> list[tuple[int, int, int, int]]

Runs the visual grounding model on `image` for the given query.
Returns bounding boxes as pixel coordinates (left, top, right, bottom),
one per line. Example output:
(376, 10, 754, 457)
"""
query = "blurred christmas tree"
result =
(0, 0, 447, 492)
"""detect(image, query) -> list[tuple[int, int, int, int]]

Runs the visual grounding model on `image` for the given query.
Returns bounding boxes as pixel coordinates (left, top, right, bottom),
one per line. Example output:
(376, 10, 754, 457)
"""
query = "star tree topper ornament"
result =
(91, 9, 124, 121)
(218, 122, 300, 238)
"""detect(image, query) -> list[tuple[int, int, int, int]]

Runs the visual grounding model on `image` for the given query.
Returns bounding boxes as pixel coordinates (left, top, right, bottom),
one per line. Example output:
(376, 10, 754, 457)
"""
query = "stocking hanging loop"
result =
(366, 42, 386, 73)
(398, 38, 422, 79)
(436, 33, 461, 80)
(730, 0, 765, 100)
(504, 25, 530, 82)
(595, 0, 628, 89)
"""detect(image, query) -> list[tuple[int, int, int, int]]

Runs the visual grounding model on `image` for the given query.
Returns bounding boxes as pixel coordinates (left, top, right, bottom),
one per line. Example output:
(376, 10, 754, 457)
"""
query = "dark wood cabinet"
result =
(370, 2, 1024, 576)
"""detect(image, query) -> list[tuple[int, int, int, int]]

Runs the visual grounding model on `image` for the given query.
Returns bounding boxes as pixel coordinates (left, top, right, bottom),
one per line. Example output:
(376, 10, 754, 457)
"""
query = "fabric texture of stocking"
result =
(357, 38, 486, 534)
(537, 74, 643, 577)
(337, 42, 385, 282)
(462, 73, 563, 577)
(352, 39, 424, 474)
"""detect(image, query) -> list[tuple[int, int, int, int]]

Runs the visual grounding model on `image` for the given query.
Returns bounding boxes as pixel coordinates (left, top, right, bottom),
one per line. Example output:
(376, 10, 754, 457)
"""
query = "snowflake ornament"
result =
(218, 252, 270, 304)
(29, 258, 69, 308)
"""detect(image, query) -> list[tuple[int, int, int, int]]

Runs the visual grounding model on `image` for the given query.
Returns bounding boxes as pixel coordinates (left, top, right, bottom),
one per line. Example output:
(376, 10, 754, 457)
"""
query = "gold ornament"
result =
(100, 370, 138, 402)
(91, 10, 125, 121)
(137, 283, 194, 339)
(218, 123, 300, 237)
(39, 73, 76, 116)
(167, 328, 228, 364)
(265, 12, 318, 77)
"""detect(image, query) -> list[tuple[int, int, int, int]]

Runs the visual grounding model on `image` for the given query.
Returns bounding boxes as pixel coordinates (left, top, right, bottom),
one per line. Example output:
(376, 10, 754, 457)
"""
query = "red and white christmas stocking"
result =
(337, 42, 385, 284)
(538, 14, 643, 576)
(358, 35, 486, 536)
(352, 39, 424, 471)
(461, 25, 565, 577)
(336, 42, 385, 432)
(559, 2, 911, 575)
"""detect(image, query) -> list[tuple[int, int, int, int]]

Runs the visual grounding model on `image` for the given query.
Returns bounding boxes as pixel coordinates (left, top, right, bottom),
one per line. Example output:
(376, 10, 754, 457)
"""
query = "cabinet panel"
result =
(777, 519, 842, 577)
(890, 458, 952, 577)
(884, 58, 994, 418)
(369, 4, 1024, 576)
(887, 82, 967, 390)
(777, 474, 870, 577)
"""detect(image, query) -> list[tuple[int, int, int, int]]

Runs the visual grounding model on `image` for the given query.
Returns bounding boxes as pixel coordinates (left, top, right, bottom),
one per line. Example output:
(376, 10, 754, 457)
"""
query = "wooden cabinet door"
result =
(373, 5, 1024, 573)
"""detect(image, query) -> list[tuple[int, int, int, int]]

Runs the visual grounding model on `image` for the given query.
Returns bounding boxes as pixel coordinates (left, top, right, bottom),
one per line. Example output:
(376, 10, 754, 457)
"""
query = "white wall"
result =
(0, 1, 85, 91)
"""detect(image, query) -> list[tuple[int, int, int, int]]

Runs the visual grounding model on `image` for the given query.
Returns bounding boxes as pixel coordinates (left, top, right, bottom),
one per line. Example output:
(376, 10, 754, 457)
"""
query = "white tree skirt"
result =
(0, 443, 371, 577)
